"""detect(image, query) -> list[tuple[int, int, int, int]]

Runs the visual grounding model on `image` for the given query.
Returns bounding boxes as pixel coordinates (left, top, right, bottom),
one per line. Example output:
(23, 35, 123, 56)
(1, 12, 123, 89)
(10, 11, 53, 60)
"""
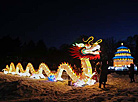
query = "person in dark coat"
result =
(136, 63, 138, 75)
(95, 62, 102, 81)
(128, 63, 135, 83)
(99, 61, 108, 88)
(95, 62, 101, 75)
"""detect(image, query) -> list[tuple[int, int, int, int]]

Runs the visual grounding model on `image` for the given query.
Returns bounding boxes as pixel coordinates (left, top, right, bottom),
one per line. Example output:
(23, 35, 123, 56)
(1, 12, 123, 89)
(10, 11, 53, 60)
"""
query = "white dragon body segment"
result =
(3, 62, 79, 81)
(2, 36, 102, 86)
(2, 59, 91, 82)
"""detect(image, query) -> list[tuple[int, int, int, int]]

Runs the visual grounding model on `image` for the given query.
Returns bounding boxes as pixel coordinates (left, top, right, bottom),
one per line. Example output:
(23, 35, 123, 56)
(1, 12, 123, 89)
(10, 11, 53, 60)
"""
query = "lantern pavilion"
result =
(113, 43, 133, 67)
(108, 43, 137, 71)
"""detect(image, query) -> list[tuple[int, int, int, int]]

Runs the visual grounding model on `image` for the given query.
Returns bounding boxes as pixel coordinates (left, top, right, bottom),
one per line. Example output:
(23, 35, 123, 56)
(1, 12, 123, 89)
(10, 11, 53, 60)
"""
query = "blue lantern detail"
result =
(113, 45, 134, 59)
(117, 45, 128, 49)
(48, 75, 56, 82)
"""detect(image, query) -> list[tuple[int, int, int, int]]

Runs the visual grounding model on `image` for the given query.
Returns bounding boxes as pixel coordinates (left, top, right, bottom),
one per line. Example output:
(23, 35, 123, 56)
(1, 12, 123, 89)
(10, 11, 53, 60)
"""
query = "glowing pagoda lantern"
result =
(113, 43, 134, 67)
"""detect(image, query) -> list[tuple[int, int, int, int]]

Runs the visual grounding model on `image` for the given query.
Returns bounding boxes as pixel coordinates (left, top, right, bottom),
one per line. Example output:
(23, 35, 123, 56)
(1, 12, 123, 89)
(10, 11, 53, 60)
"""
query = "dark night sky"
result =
(0, 0, 138, 48)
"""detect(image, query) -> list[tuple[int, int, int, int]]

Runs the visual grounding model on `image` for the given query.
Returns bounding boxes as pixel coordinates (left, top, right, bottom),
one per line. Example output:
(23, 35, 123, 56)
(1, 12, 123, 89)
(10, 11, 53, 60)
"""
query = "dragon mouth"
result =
(82, 50, 100, 55)
(82, 45, 101, 55)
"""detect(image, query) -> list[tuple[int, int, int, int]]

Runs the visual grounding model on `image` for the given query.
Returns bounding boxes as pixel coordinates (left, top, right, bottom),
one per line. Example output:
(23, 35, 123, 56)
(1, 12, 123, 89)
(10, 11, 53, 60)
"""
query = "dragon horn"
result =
(95, 39, 102, 44)
(82, 36, 94, 43)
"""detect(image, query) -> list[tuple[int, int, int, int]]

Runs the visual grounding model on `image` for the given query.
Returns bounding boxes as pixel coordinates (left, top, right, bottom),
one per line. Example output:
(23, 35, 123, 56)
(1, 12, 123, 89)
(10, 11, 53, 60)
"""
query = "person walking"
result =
(99, 61, 108, 88)
(128, 63, 135, 83)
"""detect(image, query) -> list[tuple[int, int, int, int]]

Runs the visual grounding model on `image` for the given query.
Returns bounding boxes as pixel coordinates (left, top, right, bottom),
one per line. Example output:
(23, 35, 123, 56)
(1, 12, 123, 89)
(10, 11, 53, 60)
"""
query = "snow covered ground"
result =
(0, 72, 138, 102)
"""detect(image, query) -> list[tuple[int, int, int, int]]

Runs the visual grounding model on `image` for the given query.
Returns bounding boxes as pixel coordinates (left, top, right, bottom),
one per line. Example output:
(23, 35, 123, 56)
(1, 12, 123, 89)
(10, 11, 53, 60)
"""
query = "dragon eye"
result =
(85, 44, 91, 49)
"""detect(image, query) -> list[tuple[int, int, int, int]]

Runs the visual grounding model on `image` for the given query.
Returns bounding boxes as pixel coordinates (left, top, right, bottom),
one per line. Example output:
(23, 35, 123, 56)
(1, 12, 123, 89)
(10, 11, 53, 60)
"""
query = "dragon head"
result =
(70, 36, 102, 60)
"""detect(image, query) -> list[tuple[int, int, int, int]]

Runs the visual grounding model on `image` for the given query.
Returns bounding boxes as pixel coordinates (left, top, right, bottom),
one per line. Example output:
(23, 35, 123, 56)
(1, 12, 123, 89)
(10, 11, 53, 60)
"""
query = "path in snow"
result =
(0, 72, 138, 102)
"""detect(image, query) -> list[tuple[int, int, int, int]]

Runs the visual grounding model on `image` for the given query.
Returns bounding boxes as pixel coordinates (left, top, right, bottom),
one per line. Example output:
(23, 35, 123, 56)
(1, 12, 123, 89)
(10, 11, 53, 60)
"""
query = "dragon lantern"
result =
(2, 36, 102, 87)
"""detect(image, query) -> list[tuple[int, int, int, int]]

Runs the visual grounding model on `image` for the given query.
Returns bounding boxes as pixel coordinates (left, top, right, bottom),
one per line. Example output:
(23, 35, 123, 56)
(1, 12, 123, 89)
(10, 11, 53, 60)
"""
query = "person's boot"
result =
(130, 79, 133, 83)
(99, 83, 101, 88)
(103, 82, 106, 88)
(133, 79, 135, 82)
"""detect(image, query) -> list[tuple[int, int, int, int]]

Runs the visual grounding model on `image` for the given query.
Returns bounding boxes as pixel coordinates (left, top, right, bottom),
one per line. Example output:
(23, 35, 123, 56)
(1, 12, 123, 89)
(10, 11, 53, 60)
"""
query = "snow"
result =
(0, 72, 138, 102)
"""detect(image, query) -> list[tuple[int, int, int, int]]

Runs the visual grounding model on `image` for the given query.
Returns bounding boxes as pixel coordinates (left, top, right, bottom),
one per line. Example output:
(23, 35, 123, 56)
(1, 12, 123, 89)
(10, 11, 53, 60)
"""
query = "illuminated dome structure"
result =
(113, 43, 133, 67)
(108, 43, 137, 71)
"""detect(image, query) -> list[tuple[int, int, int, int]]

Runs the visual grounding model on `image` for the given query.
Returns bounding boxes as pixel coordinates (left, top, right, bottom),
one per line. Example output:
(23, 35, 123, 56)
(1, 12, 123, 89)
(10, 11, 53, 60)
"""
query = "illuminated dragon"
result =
(2, 36, 102, 86)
